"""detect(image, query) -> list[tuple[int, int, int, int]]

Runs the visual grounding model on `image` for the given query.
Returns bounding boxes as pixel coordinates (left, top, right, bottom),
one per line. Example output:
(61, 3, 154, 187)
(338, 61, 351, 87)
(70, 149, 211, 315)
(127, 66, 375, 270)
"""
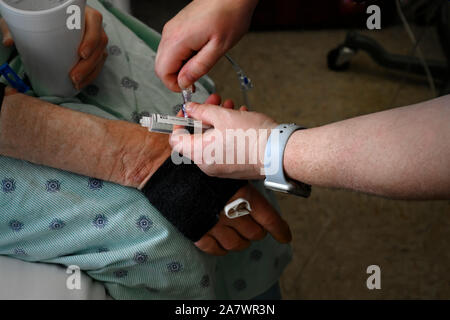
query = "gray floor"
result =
(129, 1, 450, 299)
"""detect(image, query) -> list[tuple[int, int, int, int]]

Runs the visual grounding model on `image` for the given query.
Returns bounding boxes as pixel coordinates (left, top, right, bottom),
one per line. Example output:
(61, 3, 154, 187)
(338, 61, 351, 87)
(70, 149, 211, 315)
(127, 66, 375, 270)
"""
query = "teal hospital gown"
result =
(0, 0, 292, 299)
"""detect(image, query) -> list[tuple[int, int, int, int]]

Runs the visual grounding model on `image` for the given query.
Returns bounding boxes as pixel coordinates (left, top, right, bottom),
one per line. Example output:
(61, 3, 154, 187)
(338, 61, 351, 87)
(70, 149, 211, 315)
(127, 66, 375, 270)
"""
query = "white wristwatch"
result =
(263, 124, 311, 197)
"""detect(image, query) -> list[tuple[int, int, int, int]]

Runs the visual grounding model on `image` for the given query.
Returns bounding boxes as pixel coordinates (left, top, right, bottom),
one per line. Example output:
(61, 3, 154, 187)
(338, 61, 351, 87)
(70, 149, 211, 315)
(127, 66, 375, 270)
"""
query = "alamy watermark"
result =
(366, 5, 381, 30)
(66, 265, 81, 290)
(170, 128, 282, 175)
(366, 265, 381, 290)
(66, 5, 82, 30)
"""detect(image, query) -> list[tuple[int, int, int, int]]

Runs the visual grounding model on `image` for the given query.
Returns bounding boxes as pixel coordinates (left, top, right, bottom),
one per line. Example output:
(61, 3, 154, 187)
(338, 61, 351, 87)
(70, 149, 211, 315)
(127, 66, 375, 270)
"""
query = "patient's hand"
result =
(195, 183, 292, 256)
(0, 6, 108, 91)
(70, 6, 108, 90)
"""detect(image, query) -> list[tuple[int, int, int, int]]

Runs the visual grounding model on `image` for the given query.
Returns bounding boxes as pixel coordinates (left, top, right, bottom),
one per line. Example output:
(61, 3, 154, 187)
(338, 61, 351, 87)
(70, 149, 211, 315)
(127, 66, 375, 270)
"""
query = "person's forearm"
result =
(0, 94, 171, 189)
(284, 95, 450, 200)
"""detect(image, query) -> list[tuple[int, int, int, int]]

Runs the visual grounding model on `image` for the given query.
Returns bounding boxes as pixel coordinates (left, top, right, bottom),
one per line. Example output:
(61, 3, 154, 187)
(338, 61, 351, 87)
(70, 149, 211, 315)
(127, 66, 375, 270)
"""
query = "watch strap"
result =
(264, 124, 311, 197)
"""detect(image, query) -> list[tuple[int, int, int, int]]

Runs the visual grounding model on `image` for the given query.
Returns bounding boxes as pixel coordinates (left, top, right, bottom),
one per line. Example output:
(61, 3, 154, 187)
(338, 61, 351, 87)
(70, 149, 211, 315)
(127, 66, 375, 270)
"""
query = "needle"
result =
(181, 87, 193, 118)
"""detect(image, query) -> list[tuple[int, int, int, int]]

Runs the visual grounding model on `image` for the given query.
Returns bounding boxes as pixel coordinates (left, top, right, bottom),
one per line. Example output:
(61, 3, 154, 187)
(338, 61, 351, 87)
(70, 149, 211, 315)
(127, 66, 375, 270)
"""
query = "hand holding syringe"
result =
(140, 86, 211, 134)
(141, 54, 252, 134)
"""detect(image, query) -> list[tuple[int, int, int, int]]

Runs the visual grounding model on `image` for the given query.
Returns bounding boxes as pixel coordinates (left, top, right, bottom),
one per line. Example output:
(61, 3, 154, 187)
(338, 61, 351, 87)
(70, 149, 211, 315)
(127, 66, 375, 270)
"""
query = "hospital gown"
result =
(0, 0, 292, 299)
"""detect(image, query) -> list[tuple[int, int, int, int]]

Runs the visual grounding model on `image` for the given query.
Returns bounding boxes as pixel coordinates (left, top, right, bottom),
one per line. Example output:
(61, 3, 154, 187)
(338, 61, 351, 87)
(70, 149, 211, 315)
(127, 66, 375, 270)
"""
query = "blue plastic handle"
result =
(0, 63, 30, 93)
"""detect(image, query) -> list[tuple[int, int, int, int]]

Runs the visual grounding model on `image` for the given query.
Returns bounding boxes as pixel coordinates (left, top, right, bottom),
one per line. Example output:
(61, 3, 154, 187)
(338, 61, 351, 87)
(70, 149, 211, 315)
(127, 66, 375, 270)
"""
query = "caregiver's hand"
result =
(0, 6, 108, 90)
(170, 103, 278, 180)
(179, 94, 291, 256)
(155, 0, 258, 92)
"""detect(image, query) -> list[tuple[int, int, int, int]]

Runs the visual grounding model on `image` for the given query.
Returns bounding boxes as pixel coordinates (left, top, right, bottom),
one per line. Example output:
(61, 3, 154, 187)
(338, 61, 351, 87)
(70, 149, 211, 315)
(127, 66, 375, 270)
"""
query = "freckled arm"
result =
(0, 93, 171, 189)
(283, 95, 450, 199)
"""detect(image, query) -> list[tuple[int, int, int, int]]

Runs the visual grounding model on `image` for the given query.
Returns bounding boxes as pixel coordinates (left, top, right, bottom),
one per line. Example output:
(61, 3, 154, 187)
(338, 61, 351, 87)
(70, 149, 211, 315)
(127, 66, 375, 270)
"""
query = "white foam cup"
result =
(0, 0, 86, 97)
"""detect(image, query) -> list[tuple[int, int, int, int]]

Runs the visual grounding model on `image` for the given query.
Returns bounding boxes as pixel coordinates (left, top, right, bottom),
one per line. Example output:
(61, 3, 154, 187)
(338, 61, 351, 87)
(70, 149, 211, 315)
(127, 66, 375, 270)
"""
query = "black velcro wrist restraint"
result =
(142, 157, 247, 242)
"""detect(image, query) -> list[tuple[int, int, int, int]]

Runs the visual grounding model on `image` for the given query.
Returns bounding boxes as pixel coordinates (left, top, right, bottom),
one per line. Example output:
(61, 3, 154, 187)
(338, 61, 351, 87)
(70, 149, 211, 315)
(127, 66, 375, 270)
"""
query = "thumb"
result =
(185, 102, 225, 126)
(0, 19, 13, 47)
(178, 40, 224, 90)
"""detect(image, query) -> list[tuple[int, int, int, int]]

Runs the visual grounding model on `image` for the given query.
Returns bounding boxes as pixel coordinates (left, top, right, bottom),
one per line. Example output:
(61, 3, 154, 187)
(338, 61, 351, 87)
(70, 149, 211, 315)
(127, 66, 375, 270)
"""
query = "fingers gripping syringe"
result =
(141, 54, 250, 133)
(140, 86, 211, 134)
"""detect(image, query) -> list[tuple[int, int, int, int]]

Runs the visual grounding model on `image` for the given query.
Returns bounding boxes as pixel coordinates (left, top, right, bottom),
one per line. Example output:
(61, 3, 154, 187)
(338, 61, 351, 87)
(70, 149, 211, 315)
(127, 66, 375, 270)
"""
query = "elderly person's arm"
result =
(0, 91, 169, 189)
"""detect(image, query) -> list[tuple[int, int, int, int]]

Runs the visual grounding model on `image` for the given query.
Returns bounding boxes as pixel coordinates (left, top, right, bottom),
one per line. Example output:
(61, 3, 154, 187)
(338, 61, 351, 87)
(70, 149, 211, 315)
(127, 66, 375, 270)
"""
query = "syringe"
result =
(140, 113, 211, 134)
(181, 86, 193, 118)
